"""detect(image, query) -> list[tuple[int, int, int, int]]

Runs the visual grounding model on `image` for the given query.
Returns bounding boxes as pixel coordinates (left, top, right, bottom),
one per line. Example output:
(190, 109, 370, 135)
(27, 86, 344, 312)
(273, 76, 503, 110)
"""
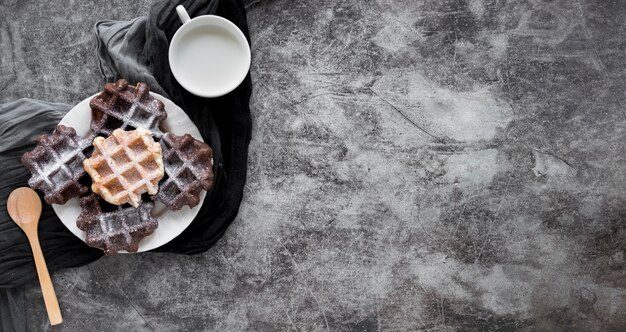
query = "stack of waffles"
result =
(21, 79, 214, 255)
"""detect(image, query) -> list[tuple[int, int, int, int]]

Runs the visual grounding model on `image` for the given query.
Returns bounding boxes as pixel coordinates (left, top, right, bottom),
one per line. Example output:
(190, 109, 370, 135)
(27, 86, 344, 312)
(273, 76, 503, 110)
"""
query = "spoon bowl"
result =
(8, 187, 42, 229)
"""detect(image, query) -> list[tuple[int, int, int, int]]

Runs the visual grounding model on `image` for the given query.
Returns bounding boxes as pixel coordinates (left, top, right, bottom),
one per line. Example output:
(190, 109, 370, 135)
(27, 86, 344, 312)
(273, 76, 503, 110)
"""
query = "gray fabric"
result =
(0, 99, 68, 149)
(95, 17, 166, 96)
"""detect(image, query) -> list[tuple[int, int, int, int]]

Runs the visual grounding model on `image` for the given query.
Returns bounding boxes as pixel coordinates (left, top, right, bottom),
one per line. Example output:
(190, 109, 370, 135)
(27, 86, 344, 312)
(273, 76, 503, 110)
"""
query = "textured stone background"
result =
(2, 0, 626, 330)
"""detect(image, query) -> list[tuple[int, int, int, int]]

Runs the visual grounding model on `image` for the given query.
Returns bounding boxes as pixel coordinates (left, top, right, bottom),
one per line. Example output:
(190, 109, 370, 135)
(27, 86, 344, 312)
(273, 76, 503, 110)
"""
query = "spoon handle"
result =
(28, 233, 63, 325)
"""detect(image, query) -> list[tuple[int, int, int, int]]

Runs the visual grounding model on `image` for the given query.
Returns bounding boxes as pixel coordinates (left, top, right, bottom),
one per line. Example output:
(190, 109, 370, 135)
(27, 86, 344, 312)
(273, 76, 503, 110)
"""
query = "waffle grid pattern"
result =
(89, 79, 167, 137)
(155, 133, 214, 210)
(84, 128, 164, 208)
(77, 194, 158, 255)
(21, 125, 91, 204)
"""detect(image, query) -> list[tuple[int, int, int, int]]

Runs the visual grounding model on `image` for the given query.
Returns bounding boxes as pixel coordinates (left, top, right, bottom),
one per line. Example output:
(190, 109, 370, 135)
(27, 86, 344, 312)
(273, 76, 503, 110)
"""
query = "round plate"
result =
(54, 92, 206, 253)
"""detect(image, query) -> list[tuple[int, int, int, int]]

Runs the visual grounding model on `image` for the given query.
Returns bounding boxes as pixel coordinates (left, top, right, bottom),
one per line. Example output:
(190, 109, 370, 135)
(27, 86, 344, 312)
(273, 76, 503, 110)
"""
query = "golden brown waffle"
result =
(83, 128, 164, 207)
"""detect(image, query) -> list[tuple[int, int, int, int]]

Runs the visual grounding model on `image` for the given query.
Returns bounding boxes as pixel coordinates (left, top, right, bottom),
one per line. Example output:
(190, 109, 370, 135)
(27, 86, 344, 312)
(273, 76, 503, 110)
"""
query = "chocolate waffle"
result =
(83, 128, 164, 208)
(154, 133, 213, 210)
(76, 194, 158, 255)
(21, 125, 91, 205)
(90, 79, 167, 137)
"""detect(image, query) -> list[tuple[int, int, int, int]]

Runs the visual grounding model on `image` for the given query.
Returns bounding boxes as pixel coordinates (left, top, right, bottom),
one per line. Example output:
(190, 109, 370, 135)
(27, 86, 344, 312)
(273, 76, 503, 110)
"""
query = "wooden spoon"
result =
(7, 187, 63, 326)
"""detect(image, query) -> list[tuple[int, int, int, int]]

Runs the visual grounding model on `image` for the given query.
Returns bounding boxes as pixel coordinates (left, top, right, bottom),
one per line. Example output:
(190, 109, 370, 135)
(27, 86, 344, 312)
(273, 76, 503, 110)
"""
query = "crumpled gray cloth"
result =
(95, 17, 166, 96)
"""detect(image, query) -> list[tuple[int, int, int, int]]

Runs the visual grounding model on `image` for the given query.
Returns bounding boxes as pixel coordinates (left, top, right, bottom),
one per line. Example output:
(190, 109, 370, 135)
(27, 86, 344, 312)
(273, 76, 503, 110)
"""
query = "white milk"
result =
(171, 26, 248, 93)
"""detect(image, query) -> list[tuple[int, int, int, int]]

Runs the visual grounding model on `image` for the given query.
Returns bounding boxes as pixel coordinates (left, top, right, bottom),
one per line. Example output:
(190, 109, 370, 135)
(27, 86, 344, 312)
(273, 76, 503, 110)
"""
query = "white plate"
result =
(54, 92, 206, 253)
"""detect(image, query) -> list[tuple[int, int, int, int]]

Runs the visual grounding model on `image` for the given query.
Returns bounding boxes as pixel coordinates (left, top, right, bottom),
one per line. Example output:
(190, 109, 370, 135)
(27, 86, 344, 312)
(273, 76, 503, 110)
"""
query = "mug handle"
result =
(176, 5, 191, 24)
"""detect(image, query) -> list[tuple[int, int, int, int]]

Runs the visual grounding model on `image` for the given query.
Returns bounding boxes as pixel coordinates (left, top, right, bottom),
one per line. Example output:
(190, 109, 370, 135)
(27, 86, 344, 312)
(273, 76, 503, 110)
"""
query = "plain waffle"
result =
(83, 128, 164, 207)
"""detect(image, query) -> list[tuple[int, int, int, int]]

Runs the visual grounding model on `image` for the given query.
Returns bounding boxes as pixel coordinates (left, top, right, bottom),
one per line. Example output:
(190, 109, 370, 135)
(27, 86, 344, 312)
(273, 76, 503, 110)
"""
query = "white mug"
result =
(168, 5, 251, 98)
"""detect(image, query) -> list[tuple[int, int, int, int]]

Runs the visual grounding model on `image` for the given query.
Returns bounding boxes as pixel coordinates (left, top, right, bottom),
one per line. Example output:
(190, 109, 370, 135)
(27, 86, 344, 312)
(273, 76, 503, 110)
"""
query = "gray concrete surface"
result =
(2, 0, 626, 330)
